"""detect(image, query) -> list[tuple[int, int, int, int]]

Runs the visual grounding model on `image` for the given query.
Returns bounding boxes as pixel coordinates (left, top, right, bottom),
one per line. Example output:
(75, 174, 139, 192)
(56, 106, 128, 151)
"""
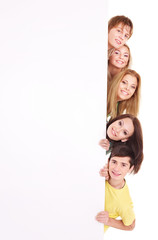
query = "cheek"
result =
(109, 57, 115, 65)
(119, 133, 124, 140)
(108, 32, 113, 42)
(122, 168, 129, 174)
(109, 164, 114, 171)
(111, 56, 117, 62)
(122, 39, 127, 44)
(130, 88, 136, 95)
(124, 58, 129, 64)
(109, 30, 117, 42)
(118, 83, 123, 89)
(107, 127, 111, 138)
(121, 62, 127, 68)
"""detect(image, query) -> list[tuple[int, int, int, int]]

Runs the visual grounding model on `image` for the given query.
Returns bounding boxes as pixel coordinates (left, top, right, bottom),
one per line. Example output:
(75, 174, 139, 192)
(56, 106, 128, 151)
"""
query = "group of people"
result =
(95, 16, 144, 233)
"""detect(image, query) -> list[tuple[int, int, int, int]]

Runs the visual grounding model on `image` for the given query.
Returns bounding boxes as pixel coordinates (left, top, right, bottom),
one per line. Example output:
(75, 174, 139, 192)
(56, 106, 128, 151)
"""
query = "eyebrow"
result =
(121, 162, 129, 166)
(122, 79, 136, 86)
(115, 50, 129, 55)
(120, 27, 130, 36)
(117, 26, 129, 32)
(116, 27, 123, 30)
(111, 158, 129, 165)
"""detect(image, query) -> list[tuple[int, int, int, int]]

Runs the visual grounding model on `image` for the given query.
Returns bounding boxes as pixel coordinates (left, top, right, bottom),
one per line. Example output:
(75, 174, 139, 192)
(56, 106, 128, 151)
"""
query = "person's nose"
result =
(119, 53, 124, 59)
(114, 164, 120, 172)
(125, 84, 130, 91)
(114, 127, 119, 136)
(119, 33, 124, 40)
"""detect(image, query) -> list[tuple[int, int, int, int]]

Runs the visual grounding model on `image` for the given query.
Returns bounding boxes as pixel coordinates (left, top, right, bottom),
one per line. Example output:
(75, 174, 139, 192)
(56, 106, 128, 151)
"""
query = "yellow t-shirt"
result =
(104, 180, 135, 232)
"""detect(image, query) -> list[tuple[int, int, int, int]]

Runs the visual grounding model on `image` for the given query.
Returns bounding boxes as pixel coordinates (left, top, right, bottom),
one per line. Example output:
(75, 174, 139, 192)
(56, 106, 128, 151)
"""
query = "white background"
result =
(0, 1, 107, 240)
(0, 1, 156, 240)
(106, 0, 158, 239)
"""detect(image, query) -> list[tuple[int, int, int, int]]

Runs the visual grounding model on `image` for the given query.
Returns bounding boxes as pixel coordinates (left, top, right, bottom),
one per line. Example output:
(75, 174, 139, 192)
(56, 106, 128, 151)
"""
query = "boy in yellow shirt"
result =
(96, 143, 142, 231)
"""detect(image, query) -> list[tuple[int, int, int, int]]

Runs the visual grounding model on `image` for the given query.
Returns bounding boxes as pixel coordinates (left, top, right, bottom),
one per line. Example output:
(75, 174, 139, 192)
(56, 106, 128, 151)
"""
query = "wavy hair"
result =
(107, 69, 141, 119)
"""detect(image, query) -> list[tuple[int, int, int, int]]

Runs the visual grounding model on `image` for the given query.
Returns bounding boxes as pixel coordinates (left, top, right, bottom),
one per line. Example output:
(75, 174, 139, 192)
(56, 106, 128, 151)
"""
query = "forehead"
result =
(110, 156, 131, 164)
(113, 46, 129, 54)
(115, 117, 132, 124)
(119, 45, 129, 52)
(121, 117, 133, 126)
(122, 74, 137, 85)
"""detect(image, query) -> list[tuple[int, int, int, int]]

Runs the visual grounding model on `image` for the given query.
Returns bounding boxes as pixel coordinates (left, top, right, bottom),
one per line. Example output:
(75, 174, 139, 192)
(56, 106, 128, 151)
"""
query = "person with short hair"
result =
(96, 144, 139, 232)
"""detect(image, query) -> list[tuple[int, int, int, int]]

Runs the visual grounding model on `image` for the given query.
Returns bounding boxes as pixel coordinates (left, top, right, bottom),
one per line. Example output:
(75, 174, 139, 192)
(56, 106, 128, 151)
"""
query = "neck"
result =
(108, 64, 121, 78)
(117, 96, 123, 102)
(108, 177, 125, 189)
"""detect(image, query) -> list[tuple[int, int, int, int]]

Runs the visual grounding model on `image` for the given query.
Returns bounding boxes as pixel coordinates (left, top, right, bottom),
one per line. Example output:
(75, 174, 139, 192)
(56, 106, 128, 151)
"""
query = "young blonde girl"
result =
(108, 44, 132, 81)
(107, 69, 141, 119)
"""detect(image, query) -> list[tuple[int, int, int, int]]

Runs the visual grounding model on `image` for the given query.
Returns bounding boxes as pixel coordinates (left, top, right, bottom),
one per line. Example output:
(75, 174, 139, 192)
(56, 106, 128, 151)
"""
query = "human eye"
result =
(122, 80, 127, 84)
(115, 50, 120, 55)
(122, 163, 127, 167)
(124, 54, 129, 58)
(112, 160, 116, 164)
(125, 34, 129, 39)
(118, 120, 122, 126)
(123, 130, 128, 136)
(131, 85, 136, 89)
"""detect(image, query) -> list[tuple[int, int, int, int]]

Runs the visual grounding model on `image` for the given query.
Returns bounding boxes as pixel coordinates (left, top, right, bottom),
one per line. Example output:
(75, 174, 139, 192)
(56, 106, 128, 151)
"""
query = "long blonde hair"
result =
(107, 69, 141, 119)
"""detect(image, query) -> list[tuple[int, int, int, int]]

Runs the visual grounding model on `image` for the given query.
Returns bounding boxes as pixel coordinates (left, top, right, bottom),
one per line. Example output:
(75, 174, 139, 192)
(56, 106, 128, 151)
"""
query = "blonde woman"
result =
(107, 69, 141, 119)
(108, 44, 132, 81)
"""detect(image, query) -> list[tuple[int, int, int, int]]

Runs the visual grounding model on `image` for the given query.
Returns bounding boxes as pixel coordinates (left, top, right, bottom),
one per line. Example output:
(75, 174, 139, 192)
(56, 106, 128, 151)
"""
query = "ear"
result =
(128, 166, 134, 174)
(121, 138, 128, 142)
(108, 158, 110, 165)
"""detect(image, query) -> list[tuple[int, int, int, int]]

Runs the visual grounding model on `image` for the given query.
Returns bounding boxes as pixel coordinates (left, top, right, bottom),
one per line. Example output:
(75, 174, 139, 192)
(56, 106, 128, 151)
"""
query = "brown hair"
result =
(108, 15, 133, 38)
(107, 114, 143, 174)
(107, 69, 141, 119)
(109, 144, 137, 174)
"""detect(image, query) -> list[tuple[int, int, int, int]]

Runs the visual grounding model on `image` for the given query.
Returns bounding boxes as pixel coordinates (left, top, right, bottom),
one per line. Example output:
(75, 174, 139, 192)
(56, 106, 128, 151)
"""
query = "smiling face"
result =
(109, 46, 129, 69)
(108, 23, 131, 49)
(109, 156, 133, 181)
(107, 117, 134, 142)
(117, 74, 137, 101)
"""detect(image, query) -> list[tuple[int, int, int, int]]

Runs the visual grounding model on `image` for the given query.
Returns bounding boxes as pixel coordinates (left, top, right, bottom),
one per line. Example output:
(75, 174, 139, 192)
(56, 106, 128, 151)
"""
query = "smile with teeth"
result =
(115, 39, 121, 45)
(116, 60, 124, 64)
(112, 128, 117, 136)
(121, 90, 129, 95)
